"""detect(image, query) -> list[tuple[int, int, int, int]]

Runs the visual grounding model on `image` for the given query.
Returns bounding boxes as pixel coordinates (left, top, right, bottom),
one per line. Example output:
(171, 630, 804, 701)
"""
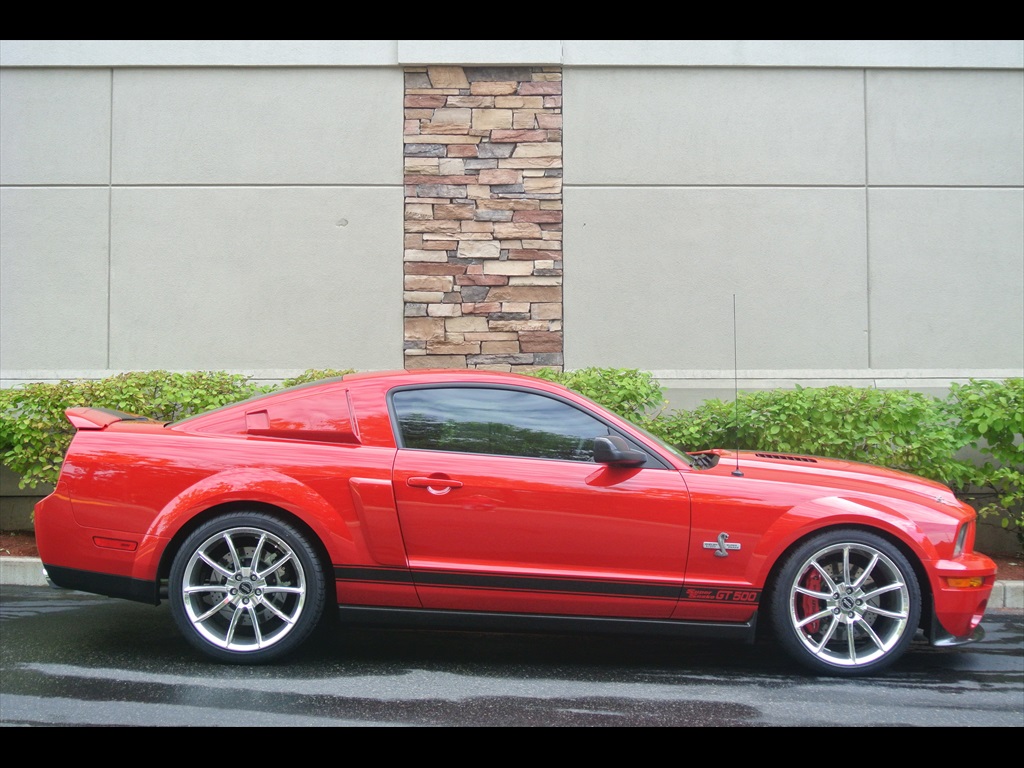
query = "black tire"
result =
(769, 529, 921, 676)
(169, 512, 326, 663)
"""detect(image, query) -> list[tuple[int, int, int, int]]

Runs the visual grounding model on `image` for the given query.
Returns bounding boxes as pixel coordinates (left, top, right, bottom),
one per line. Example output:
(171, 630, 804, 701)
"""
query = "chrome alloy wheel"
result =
(787, 540, 913, 669)
(179, 526, 307, 654)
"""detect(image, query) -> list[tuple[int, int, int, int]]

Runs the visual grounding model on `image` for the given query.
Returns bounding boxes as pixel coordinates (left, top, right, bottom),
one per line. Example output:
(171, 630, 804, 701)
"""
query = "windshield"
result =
(556, 386, 695, 467)
(626, 419, 695, 466)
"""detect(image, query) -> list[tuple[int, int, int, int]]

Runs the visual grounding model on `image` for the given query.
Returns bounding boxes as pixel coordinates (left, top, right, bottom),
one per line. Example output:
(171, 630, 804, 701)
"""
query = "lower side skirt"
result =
(338, 604, 759, 644)
(43, 563, 160, 605)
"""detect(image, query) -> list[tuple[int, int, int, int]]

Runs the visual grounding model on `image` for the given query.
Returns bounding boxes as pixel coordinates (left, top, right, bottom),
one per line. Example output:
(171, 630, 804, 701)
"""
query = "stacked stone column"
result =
(403, 66, 563, 371)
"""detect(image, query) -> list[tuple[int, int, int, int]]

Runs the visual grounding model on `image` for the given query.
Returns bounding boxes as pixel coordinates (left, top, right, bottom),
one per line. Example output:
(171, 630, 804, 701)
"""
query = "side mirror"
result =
(593, 435, 647, 467)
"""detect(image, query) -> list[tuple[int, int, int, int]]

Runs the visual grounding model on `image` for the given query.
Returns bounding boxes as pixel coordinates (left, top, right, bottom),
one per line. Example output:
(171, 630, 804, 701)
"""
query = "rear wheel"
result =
(169, 512, 326, 663)
(770, 529, 921, 676)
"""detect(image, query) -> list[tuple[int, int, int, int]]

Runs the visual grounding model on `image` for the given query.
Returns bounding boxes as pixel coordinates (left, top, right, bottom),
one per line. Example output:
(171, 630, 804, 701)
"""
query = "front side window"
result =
(391, 387, 614, 462)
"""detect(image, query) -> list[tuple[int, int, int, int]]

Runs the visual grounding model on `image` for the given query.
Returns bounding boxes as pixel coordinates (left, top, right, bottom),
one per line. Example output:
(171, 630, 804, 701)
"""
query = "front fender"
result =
(749, 495, 941, 587)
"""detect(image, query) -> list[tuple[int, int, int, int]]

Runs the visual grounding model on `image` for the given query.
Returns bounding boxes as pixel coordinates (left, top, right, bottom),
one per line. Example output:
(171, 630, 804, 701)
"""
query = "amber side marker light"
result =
(946, 576, 985, 588)
(93, 537, 138, 552)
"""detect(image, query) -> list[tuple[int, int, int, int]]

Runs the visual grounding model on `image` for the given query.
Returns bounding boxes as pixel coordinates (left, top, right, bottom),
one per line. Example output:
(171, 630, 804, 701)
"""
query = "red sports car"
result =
(34, 369, 997, 675)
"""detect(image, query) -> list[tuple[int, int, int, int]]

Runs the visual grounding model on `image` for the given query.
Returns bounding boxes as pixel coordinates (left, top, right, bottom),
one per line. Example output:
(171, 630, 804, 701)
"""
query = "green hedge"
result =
(0, 371, 268, 489)
(643, 385, 971, 485)
(531, 367, 665, 421)
(278, 368, 356, 388)
(1, 368, 1020, 547)
(0, 368, 353, 489)
(641, 380, 1021, 544)
(946, 378, 1024, 538)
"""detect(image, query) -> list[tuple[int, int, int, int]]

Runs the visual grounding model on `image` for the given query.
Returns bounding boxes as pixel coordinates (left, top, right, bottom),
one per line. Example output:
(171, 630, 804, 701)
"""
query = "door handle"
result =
(407, 476, 464, 490)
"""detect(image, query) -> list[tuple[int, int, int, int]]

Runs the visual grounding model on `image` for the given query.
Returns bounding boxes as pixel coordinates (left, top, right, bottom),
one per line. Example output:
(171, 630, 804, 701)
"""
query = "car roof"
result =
(343, 368, 545, 384)
(167, 367, 574, 438)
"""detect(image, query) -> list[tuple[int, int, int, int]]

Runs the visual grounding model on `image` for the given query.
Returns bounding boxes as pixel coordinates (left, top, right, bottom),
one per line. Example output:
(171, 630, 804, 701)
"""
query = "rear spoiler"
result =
(66, 407, 155, 430)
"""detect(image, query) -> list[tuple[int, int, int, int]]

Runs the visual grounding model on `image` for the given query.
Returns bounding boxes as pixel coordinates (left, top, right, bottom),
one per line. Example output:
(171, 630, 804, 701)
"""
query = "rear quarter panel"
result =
(45, 424, 398, 582)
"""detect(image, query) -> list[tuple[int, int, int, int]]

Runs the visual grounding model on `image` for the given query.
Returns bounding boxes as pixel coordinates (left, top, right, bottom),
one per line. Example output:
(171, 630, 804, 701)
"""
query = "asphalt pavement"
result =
(2, 584, 1020, 726)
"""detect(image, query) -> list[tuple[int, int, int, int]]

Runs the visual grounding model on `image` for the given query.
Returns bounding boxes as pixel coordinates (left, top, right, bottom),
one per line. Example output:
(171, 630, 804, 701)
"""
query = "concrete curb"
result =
(988, 578, 1024, 612)
(1, 555, 1021, 612)
(0, 557, 49, 587)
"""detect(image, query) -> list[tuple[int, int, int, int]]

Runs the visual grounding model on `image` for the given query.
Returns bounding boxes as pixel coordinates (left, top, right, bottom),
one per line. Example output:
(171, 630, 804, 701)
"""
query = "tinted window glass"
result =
(392, 387, 612, 461)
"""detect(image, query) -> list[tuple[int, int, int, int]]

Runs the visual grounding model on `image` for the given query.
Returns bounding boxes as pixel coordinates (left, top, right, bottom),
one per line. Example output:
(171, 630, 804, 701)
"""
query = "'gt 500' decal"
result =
(682, 587, 760, 604)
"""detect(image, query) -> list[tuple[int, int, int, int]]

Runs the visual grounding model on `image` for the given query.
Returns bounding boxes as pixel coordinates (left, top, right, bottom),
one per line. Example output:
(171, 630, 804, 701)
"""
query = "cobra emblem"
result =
(703, 532, 742, 558)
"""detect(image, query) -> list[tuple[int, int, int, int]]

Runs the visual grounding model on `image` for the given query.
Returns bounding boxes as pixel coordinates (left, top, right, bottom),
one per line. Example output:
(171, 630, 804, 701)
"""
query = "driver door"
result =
(389, 385, 691, 618)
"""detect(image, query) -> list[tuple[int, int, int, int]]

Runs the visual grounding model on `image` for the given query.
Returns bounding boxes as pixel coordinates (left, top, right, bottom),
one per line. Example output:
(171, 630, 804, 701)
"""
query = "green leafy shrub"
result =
(641, 398, 735, 452)
(0, 380, 94, 490)
(532, 367, 666, 421)
(645, 385, 970, 487)
(2, 366, 1020, 552)
(946, 378, 1023, 545)
(90, 370, 266, 422)
(0, 371, 265, 489)
(279, 368, 356, 388)
(0, 369, 360, 491)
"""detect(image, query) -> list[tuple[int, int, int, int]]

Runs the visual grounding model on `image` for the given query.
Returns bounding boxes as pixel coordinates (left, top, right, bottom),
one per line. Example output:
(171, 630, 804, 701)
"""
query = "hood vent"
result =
(755, 453, 818, 463)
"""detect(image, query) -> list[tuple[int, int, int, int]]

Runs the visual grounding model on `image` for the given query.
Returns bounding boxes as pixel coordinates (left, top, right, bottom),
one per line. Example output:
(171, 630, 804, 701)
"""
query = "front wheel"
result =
(169, 512, 326, 663)
(769, 529, 921, 676)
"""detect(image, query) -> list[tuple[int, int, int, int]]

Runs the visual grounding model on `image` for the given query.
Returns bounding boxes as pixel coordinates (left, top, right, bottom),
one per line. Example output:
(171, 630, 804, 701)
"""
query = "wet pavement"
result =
(1, 585, 1022, 726)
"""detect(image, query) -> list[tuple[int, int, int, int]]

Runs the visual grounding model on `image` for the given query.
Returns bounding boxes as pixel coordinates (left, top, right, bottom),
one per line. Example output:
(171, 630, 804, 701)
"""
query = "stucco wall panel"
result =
(564, 187, 869, 370)
(565, 68, 866, 185)
(111, 68, 403, 185)
(0, 69, 111, 185)
(868, 188, 1024, 368)
(108, 186, 403, 370)
(0, 188, 110, 368)
(866, 70, 1024, 186)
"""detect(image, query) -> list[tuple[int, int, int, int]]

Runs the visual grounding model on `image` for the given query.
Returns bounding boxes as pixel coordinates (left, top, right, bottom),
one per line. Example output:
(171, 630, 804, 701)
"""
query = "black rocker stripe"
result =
(334, 564, 681, 601)
(333, 565, 763, 606)
(334, 565, 416, 585)
(414, 569, 682, 600)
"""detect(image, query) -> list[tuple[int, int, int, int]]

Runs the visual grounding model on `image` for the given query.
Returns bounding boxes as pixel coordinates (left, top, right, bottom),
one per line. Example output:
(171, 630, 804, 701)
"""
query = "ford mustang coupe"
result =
(34, 369, 997, 675)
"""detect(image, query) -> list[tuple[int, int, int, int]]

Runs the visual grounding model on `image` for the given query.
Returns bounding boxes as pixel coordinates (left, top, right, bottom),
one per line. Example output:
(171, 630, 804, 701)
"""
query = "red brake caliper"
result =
(801, 570, 822, 634)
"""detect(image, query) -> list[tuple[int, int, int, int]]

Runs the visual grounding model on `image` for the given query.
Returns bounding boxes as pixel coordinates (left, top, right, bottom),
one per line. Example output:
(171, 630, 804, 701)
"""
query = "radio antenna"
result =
(731, 293, 743, 477)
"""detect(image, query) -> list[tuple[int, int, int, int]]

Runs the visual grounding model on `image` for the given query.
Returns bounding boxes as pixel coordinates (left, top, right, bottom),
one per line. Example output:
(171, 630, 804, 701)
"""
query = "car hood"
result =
(704, 450, 963, 511)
